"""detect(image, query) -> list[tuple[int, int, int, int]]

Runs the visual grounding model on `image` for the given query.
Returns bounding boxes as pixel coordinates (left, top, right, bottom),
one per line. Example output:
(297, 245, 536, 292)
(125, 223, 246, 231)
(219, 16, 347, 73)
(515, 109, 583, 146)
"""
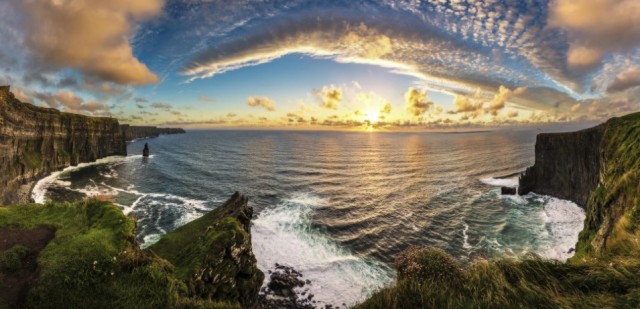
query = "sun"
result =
(365, 110, 380, 124)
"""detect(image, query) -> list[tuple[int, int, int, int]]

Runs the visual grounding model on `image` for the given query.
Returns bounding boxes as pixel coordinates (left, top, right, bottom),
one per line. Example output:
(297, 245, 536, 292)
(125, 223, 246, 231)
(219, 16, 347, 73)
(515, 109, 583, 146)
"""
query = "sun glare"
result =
(366, 111, 380, 124)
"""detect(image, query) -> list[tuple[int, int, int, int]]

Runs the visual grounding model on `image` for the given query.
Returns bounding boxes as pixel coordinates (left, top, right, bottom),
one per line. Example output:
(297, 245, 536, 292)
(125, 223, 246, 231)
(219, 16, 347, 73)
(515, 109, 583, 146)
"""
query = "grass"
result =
(150, 195, 264, 306)
(0, 200, 238, 308)
(1, 245, 29, 271)
(357, 248, 640, 308)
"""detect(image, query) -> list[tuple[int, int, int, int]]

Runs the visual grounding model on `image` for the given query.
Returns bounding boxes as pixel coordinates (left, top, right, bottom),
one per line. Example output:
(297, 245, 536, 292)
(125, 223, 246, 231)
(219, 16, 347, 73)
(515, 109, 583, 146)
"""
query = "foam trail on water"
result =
(32, 156, 127, 203)
(251, 192, 395, 307)
(480, 177, 519, 188)
(462, 222, 472, 249)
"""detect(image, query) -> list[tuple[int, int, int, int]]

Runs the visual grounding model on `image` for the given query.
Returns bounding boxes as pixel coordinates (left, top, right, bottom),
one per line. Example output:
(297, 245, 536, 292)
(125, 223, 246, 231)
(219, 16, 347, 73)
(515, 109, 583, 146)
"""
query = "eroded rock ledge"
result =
(150, 192, 264, 308)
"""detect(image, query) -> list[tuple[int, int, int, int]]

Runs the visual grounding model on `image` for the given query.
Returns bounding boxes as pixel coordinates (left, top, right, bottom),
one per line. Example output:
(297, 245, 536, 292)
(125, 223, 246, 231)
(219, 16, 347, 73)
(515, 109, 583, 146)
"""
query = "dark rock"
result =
(142, 143, 150, 157)
(501, 187, 517, 195)
(518, 124, 605, 207)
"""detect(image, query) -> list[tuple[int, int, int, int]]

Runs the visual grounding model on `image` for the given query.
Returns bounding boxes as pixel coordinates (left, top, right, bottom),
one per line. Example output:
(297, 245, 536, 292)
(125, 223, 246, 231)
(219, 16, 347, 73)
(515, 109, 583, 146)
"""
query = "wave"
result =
(537, 197, 585, 262)
(31, 155, 128, 203)
(480, 177, 519, 188)
(251, 192, 394, 307)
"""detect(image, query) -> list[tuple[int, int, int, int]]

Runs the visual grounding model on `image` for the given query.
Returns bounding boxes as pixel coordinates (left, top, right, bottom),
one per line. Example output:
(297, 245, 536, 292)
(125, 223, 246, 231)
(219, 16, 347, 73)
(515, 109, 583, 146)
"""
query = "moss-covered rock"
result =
(150, 192, 264, 308)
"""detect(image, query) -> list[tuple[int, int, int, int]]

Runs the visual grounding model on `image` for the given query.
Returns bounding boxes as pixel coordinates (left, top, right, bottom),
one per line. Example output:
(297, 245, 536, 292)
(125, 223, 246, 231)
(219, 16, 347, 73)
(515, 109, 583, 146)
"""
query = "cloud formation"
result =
(316, 85, 342, 110)
(607, 67, 640, 93)
(198, 95, 215, 103)
(548, 0, 640, 69)
(247, 96, 276, 111)
(16, 0, 162, 85)
(404, 87, 433, 117)
(33, 90, 108, 115)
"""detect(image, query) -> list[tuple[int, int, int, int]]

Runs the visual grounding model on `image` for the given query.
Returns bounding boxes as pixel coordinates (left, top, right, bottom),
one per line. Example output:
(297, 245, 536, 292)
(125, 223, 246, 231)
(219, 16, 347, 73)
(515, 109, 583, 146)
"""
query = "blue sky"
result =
(1, 0, 639, 130)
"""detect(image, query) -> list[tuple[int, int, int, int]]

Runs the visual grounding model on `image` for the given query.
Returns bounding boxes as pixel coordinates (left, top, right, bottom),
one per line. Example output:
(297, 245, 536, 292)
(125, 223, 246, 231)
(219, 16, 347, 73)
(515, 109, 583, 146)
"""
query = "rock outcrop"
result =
(150, 192, 264, 308)
(518, 124, 605, 207)
(142, 143, 150, 157)
(120, 125, 185, 141)
(0, 86, 126, 205)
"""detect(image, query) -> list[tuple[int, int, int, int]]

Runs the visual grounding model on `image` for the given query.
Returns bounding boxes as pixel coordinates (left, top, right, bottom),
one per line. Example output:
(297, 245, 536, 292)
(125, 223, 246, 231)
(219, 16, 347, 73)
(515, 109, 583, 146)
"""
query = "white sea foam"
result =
(537, 197, 585, 262)
(251, 192, 395, 307)
(480, 177, 519, 188)
(462, 222, 472, 249)
(31, 156, 127, 203)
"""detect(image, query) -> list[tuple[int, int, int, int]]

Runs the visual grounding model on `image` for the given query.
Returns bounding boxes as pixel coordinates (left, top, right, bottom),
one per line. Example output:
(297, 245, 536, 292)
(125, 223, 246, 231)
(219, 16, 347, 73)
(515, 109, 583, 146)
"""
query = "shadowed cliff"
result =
(0, 86, 126, 205)
(0, 86, 185, 205)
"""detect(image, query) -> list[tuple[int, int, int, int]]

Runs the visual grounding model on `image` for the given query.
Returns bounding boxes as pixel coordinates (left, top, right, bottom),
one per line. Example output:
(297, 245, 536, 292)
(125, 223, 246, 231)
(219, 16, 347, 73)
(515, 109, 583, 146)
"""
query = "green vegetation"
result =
(0, 200, 241, 308)
(20, 151, 42, 169)
(358, 112, 640, 308)
(150, 193, 264, 307)
(1, 245, 29, 271)
(357, 247, 640, 308)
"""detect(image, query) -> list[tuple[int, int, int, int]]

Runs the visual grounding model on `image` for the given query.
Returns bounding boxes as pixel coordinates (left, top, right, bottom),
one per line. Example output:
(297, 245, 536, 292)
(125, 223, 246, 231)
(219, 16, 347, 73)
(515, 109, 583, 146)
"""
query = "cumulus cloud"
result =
(381, 102, 392, 114)
(33, 90, 108, 114)
(247, 96, 276, 111)
(198, 95, 215, 103)
(607, 67, 640, 93)
(135, 97, 149, 103)
(548, 0, 640, 69)
(404, 87, 433, 117)
(507, 111, 519, 118)
(15, 0, 162, 85)
(316, 85, 342, 110)
(486, 86, 527, 116)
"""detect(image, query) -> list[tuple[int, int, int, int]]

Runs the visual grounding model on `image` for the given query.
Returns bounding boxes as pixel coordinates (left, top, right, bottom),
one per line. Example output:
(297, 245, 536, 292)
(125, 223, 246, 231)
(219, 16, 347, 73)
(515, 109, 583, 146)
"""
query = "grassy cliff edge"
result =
(0, 193, 261, 309)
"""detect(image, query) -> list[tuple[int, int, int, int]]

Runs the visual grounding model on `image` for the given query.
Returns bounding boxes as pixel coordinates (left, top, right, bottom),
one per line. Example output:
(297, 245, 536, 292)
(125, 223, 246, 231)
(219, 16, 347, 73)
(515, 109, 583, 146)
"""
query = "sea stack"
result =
(143, 143, 150, 157)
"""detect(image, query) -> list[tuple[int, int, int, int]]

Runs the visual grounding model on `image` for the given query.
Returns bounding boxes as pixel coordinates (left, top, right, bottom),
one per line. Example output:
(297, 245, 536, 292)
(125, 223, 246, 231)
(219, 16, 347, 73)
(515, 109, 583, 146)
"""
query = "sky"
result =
(1, 0, 640, 130)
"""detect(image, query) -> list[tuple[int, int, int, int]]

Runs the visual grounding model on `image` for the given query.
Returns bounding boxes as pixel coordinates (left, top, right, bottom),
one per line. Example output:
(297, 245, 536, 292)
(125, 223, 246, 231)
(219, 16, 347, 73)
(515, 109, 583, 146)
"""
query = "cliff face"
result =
(0, 86, 126, 205)
(518, 124, 605, 207)
(519, 112, 640, 257)
(150, 192, 264, 308)
(120, 125, 185, 141)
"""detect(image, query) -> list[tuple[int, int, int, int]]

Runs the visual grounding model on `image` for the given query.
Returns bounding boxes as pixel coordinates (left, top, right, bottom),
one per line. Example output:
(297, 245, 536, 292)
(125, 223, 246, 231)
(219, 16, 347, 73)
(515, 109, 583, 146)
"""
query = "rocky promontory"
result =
(149, 192, 264, 307)
(0, 86, 184, 205)
(120, 125, 185, 141)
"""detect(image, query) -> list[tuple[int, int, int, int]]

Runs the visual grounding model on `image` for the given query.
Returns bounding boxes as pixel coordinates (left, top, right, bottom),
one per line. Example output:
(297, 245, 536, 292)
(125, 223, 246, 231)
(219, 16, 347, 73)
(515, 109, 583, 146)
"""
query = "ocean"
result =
(32, 128, 589, 307)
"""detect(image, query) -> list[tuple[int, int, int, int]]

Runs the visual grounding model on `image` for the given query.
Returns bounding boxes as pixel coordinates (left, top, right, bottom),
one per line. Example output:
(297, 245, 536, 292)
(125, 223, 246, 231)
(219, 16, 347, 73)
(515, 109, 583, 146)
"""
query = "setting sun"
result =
(365, 110, 380, 124)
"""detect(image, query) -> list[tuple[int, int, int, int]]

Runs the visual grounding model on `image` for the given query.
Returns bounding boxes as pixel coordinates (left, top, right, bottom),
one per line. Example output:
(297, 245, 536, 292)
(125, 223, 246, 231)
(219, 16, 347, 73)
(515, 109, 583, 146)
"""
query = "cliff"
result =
(518, 112, 640, 257)
(150, 192, 264, 308)
(0, 86, 185, 205)
(358, 112, 640, 308)
(518, 124, 605, 207)
(0, 193, 261, 308)
(120, 125, 185, 141)
(0, 86, 125, 205)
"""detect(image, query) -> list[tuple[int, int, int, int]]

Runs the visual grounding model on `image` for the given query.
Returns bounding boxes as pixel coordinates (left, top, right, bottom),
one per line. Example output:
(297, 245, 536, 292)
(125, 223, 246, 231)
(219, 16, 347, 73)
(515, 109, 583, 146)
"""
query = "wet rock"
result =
(258, 264, 319, 309)
(142, 143, 150, 157)
(501, 187, 517, 195)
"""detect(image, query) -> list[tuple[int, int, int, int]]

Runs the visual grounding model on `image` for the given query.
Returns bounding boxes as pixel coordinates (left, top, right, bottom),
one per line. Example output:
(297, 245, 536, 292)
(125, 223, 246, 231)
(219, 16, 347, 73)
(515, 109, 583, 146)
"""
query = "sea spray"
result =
(251, 192, 395, 307)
